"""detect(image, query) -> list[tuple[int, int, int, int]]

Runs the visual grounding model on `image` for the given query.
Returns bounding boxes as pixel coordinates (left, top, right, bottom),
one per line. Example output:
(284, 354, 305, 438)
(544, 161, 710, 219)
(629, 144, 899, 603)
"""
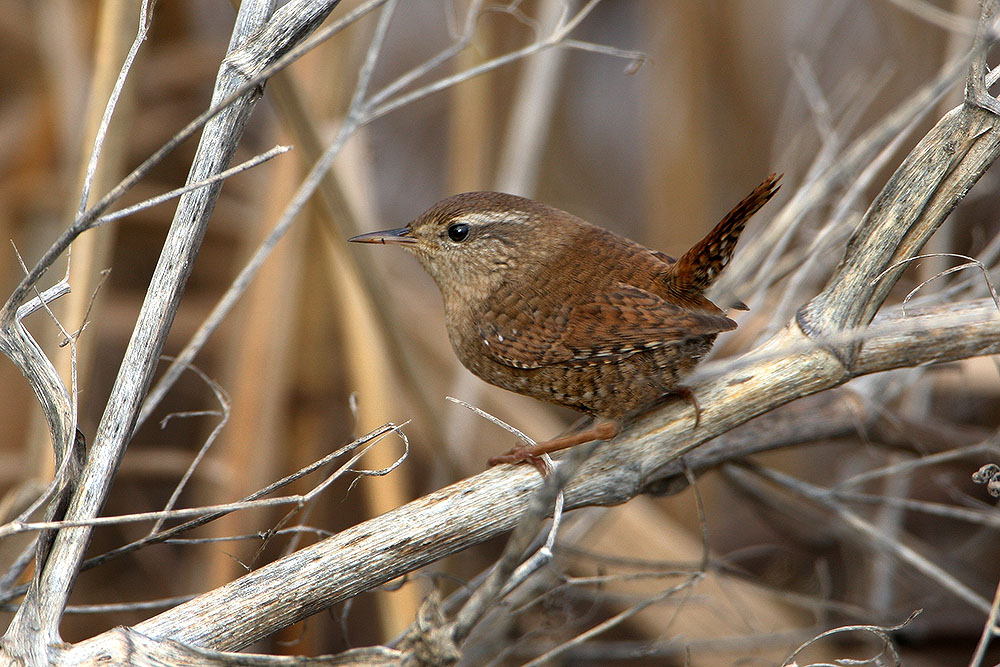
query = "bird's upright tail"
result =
(669, 173, 781, 294)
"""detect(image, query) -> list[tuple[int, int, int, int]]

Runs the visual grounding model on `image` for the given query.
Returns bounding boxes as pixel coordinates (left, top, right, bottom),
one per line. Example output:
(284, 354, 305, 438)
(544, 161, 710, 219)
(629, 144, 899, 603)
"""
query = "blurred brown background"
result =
(1, 0, 999, 664)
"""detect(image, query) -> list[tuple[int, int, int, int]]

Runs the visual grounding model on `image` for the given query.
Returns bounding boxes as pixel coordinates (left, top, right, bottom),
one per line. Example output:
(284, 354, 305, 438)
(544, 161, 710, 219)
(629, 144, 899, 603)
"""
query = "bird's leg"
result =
(487, 418, 621, 470)
(490, 388, 702, 471)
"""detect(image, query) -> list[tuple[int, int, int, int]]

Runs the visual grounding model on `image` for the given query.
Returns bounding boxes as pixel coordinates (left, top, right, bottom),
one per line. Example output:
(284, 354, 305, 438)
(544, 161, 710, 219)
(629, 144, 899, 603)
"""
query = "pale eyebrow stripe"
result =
(452, 210, 526, 225)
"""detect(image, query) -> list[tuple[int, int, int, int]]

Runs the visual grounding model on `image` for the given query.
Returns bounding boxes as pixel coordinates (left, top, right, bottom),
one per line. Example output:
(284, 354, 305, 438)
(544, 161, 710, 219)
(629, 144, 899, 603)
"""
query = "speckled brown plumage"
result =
(350, 174, 781, 467)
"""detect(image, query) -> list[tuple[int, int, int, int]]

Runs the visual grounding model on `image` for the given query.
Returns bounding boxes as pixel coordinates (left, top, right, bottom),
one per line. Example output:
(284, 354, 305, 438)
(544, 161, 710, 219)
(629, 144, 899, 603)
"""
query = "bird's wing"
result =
(479, 284, 736, 369)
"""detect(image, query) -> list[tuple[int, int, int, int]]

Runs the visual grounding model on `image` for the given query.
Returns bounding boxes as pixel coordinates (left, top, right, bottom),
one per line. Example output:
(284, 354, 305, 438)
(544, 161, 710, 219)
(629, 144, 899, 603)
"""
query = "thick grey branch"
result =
(798, 103, 1000, 364)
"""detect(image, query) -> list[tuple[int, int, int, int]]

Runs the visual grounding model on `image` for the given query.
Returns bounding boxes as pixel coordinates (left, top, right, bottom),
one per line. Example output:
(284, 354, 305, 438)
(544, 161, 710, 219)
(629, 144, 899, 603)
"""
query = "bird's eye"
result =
(447, 223, 470, 243)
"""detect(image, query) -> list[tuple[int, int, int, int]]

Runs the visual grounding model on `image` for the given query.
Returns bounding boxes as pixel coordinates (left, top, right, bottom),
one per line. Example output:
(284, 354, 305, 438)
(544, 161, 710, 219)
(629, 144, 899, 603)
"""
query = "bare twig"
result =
(76, 0, 155, 218)
(149, 358, 231, 535)
(91, 145, 292, 228)
(0, 423, 404, 607)
(970, 578, 1000, 666)
(781, 609, 921, 667)
(737, 464, 990, 614)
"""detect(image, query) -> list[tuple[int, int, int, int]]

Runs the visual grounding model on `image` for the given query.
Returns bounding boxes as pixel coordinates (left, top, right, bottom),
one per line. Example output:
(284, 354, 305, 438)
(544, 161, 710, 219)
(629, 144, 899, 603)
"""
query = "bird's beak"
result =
(348, 227, 417, 245)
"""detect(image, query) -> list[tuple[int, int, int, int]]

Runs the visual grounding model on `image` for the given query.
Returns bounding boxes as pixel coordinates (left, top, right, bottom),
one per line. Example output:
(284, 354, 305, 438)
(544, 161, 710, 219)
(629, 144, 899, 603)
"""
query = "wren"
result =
(350, 174, 780, 468)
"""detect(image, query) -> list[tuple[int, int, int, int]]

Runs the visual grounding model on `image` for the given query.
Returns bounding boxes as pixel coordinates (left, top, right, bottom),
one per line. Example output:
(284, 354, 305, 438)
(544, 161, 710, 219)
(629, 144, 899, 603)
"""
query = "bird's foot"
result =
(487, 419, 621, 474)
(487, 445, 548, 474)
(666, 385, 701, 428)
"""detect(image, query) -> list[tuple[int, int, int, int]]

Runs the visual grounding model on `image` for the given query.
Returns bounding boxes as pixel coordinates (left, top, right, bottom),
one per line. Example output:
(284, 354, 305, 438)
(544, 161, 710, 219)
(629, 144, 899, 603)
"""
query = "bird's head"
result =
(350, 192, 567, 302)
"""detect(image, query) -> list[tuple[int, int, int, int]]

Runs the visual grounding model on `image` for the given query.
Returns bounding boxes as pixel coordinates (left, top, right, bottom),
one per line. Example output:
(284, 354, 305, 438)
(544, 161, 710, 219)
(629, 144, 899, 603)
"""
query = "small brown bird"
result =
(350, 174, 780, 468)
